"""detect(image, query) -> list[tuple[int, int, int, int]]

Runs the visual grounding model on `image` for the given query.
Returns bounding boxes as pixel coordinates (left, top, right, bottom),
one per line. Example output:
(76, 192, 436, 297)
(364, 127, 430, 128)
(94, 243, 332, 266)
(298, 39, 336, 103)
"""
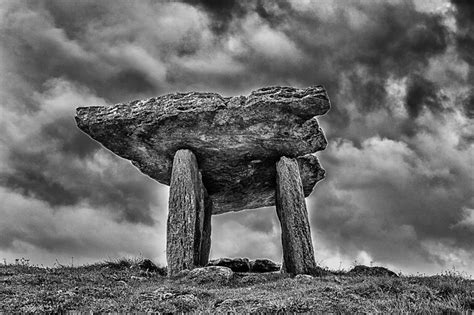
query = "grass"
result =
(0, 259, 472, 313)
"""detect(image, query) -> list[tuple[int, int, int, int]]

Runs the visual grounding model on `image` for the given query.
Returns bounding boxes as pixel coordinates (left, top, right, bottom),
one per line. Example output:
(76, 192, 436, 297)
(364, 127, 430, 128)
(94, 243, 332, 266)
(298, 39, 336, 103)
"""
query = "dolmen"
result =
(75, 86, 330, 275)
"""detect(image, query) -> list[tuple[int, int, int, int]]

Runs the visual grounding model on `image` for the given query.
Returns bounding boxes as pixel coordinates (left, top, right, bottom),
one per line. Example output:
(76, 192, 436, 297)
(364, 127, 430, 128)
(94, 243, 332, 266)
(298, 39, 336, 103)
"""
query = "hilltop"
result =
(0, 258, 472, 313)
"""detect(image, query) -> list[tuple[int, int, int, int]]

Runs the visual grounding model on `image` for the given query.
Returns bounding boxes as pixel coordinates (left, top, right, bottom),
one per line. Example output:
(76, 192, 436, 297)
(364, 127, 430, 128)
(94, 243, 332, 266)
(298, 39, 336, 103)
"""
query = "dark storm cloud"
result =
(1, 1, 186, 107)
(181, 0, 248, 34)
(282, 1, 449, 129)
(0, 80, 159, 232)
(9, 108, 160, 223)
(48, 122, 102, 159)
(2, 143, 158, 225)
(0, 0, 472, 273)
(463, 91, 474, 118)
(267, 1, 448, 75)
(1, 159, 79, 207)
(405, 74, 443, 118)
(451, 0, 474, 66)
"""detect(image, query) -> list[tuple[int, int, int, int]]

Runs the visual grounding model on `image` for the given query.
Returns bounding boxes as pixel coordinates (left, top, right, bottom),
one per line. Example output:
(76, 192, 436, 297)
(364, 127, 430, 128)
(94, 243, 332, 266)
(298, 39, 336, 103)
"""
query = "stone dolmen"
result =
(75, 86, 330, 275)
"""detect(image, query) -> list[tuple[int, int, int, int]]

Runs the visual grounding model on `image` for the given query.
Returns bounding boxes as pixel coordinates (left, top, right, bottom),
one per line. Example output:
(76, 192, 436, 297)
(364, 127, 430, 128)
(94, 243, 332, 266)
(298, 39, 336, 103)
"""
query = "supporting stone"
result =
(167, 149, 212, 276)
(275, 156, 317, 274)
(199, 189, 212, 266)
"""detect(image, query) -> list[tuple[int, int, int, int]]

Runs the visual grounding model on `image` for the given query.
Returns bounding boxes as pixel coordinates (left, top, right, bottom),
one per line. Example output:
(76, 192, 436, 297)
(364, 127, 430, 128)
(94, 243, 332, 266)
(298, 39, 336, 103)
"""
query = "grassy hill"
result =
(0, 258, 472, 313)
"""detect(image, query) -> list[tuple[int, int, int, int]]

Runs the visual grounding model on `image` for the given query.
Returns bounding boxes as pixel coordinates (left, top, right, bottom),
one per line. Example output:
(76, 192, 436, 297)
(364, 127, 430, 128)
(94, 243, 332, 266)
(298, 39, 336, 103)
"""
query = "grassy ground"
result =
(0, 259, 472, 313)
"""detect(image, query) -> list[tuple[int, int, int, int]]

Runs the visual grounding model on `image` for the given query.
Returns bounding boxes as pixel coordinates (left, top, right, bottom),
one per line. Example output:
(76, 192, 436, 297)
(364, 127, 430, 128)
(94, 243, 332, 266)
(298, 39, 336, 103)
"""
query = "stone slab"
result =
(75, 86, 329, 213)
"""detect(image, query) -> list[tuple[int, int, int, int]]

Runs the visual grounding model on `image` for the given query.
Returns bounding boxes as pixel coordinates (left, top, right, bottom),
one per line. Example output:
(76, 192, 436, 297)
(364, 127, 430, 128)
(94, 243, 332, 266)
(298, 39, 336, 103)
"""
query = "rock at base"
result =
(206, 257, 282, 273)
(186, 266, 233, 284)
(276, 156, 317, 275)
(166, 149, 212, 276)
(250, 259, 281, 273)
(207, 258, 250, 272)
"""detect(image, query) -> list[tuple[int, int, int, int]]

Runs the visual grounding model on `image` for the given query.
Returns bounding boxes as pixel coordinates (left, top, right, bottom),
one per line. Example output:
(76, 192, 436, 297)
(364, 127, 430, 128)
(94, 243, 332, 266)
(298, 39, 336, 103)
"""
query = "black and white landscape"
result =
(0, 0, 472, 277)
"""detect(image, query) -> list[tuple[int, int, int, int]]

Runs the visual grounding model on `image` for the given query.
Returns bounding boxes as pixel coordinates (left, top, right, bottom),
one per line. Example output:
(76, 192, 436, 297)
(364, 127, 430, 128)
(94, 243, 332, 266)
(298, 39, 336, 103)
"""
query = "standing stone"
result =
(275, 156, 317, 274)
(167, 149, 212, 276)
(199, 190, 212, 266)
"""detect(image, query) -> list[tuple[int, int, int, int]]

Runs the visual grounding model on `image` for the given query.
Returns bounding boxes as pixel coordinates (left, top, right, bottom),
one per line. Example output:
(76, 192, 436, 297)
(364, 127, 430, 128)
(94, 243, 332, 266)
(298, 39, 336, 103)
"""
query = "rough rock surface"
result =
(186, 266, 233, 284)
(250, 259, 281, 273)
(276, 157, 317, 274)
(75, 86, 329, 213)
(206, 258, 281, 273)
(207, 258, 250, 272)
(166, 150, 211, 276)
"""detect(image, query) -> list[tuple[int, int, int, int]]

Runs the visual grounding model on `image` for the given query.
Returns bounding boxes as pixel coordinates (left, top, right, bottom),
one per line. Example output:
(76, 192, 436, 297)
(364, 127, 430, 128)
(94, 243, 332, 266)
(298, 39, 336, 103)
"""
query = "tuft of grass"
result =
(103, 257, 167, 276)
(103, 257, 135, 270)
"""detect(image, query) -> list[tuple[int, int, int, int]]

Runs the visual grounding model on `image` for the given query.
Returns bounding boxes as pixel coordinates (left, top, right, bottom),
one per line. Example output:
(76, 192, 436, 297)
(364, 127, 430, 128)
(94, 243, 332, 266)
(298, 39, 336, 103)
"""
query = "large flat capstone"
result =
(75, 86, 330, 213)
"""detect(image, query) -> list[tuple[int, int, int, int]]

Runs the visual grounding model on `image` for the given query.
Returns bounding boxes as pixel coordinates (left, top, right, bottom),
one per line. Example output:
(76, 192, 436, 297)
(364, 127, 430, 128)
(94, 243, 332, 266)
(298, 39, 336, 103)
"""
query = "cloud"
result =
(181, 0, 248, 34)
(0, 1, 212, 104)
(0, 77, 167, 226)
(211, 207, 282, 260)
(405, 74, 444, 118)
(310, 107, 473, 273)
(0, 186, 166, 266)
(451, 0, 474, 66)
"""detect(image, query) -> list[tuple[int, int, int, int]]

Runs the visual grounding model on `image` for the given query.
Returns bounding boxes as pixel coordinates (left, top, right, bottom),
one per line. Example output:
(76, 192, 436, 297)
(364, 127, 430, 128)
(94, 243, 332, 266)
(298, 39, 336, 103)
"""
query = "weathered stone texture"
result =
(166, 150, 211, 275)
(249, 259, 281, 273)
(206, 258, 282, 273)
(198, 190, 212, 266)
(75, 86, 328, 213)
(207, 258, 250, 272)
(276, 156, 317, 274)
(186, 266, 234, 284)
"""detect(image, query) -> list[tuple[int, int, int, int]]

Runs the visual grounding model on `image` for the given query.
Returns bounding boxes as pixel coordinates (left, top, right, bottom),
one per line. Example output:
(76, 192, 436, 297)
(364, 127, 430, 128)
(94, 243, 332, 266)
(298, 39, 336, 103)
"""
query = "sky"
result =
(0, 0, 472, 276)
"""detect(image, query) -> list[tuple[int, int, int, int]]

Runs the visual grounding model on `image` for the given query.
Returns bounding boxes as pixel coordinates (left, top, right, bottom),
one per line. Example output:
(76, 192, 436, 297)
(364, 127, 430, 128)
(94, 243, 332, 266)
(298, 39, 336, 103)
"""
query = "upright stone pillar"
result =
(199, 190, 212, 266)
(275, 156, 317, 274)
(167, 149, 212, 276)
